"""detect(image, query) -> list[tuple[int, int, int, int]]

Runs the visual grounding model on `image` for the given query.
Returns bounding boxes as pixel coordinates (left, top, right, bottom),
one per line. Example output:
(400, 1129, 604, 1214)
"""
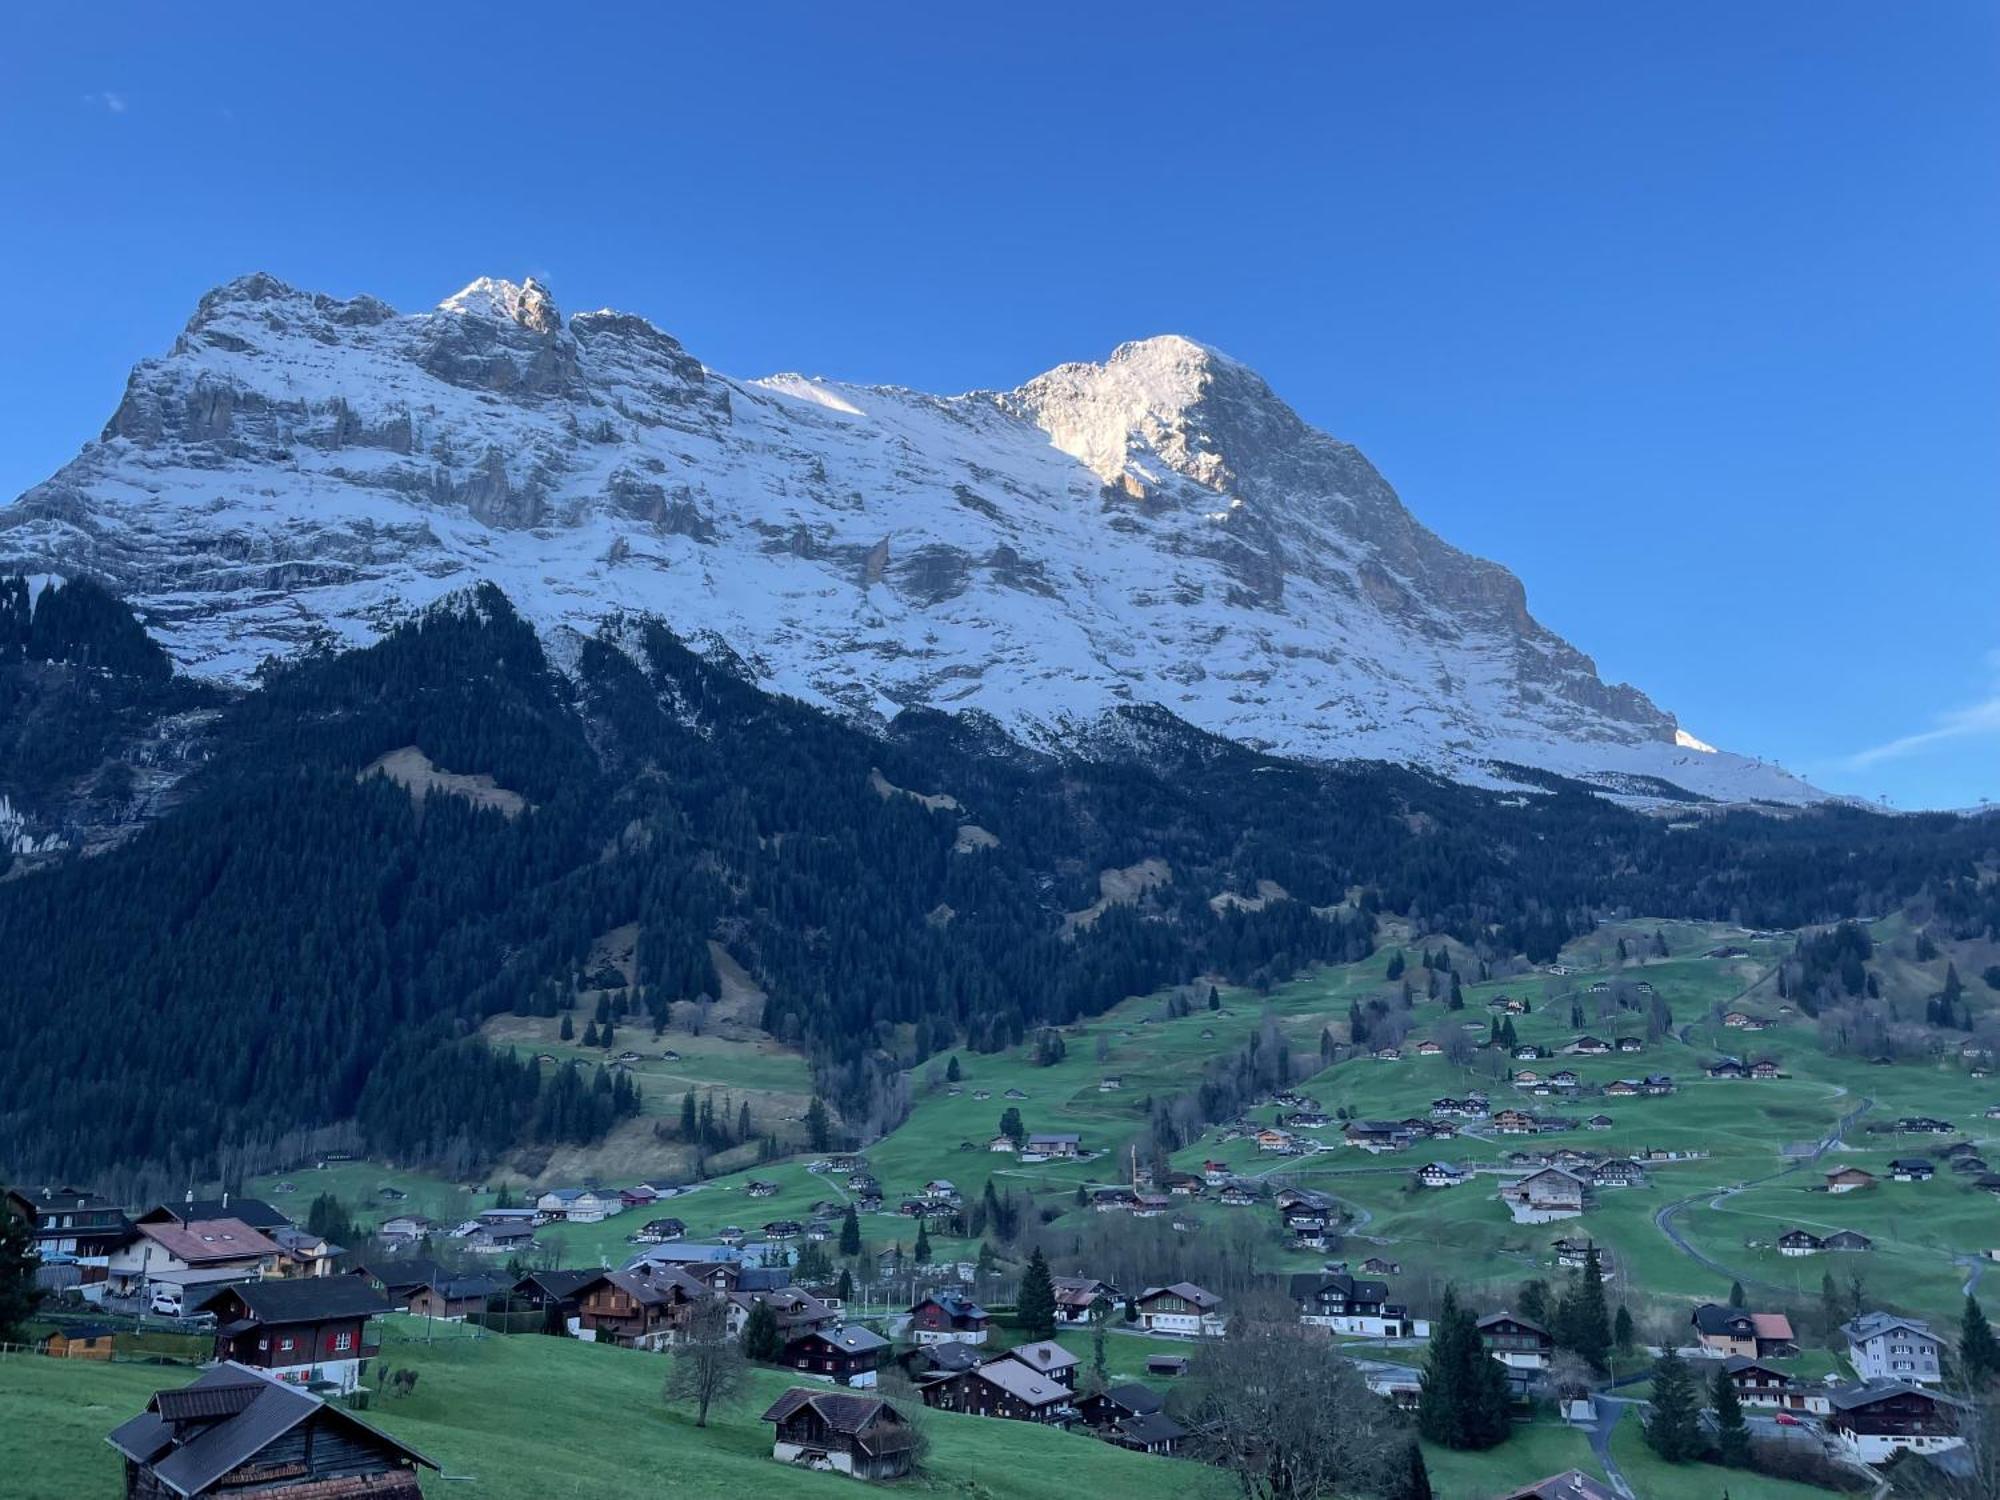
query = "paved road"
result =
(1585, 1396, 1640, 1499)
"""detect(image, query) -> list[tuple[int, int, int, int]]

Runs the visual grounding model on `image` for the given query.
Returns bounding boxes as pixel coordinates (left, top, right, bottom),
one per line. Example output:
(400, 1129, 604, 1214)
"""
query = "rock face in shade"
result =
(0, 273, 1817, 803)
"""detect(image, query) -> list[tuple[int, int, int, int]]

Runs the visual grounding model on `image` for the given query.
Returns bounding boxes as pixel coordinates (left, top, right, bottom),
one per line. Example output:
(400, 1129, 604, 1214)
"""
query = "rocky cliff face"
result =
(0, 273, 1815, 802)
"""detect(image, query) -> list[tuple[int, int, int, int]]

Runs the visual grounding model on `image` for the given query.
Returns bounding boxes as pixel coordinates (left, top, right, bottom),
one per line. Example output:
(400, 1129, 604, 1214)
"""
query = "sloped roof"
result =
(137, 1218, 281, 1266)
(974, 1358, 1071, 1406)
(200, 1276, 390, 1322)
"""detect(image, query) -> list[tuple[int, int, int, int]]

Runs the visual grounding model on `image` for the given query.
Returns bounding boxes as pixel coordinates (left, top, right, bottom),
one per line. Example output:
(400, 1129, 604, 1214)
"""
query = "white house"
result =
(1843, 1313, 1944, 1385)
(1133, 1282, 1226, 1338)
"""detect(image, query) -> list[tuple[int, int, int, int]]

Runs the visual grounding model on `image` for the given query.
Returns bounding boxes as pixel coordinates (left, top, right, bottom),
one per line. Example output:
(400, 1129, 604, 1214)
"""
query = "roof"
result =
(1139, 1280, 1221, 1310)
(139, 1198, 291, 1232)
(137, 1218, 282, 1266)
(1691, 1303, 1756, 1336)
(1829, 1380, 1946, 1412)
(106, 1363, 434, 1497)
(1843, 1312, 1935, 1343)
(797, 1324, 890, 1355)
(760, 1388, 914, 1453)
(1094, 1381, 1165, 1416)
(515, 1267, 604, 1299)
(974, 1357, 1072, 1406)
(1750, 1313, 1795, 1342)
(1115, 1410, 1187, 1445)
(198, 1277, 391, 1322)
(1478, 1311, 1550, 1337)
(1001, 1338, 1079, 1372)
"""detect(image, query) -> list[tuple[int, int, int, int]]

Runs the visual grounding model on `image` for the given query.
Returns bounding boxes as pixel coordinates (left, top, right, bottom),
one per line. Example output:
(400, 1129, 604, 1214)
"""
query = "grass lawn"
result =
(1607, 1418, 1840, 1500)
(0, 1316, 1229, 1500)
(1419, 1422, 1605, 1500)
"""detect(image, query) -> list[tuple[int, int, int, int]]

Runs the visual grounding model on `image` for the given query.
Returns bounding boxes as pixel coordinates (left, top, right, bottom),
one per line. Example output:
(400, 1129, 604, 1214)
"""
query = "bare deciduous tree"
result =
(662, 1297, 744, 1428)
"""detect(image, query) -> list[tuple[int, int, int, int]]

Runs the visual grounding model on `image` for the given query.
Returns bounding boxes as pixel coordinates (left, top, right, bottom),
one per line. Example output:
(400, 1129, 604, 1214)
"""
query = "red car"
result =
(1774, 1413, 1803, 1427)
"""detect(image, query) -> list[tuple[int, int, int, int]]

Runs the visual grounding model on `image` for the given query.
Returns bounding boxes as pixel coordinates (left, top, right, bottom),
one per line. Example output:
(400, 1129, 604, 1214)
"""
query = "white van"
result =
(148, 1286, 183, 1317)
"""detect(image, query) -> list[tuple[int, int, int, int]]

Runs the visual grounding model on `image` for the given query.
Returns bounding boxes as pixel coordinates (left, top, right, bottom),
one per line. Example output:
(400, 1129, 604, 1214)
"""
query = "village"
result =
(6, 918, 2000, 1498)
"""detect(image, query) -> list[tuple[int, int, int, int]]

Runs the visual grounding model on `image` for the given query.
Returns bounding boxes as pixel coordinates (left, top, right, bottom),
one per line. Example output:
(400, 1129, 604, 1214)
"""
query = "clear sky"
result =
(2, 4, 1994, 808)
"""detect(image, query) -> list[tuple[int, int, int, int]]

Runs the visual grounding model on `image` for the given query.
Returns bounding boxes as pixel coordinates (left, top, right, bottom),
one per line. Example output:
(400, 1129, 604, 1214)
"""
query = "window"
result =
(333, 1332, 353, 1352)
(278, 1336, 296, 1352)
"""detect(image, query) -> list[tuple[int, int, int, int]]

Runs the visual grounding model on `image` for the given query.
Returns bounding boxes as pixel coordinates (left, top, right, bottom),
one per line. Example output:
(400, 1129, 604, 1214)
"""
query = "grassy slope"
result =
(0, 1317, 1226, 1500)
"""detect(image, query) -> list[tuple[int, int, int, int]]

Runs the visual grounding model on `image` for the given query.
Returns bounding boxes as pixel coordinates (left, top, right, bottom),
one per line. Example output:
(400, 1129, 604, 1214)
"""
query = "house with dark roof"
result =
(1825, 1165, 1878, 1194)
(348, 1257, 446, 1308)
(1496, 1472, 1619, 1500)
(780, 1325, 892, 1388)
(1290, 1272, 1416, 1337)
(104, 1218, 283, 1300)
(38, 1322, 119, 1360)
(1889, 1158, 1935, 1182)
(1722, 1355, 1831, 1414)
(1051, 1275, 1119, 1324)
(510, 1267, 604, 1332)
(907, 1292, 989, 1345)
(920, 1357, 1075, 1424)
(106, 1362, 435, 1498)
(576, 1264, 709, 1350)
(990, 1338, 1080, 1389)
(762, 1387, 916, 1480)
(1826, 1382, 1963, 1464)
(1076, 1381, 1164, 1429)
(199, 1278, 392, 1395)
(5, 1186, 129, 1279)
(1844, 1313, 1944, 1385)
(137, 1197, 293, 1235)
(1477, 1312, 1553, 1369)
(1133, 1281, 1225, 1337)
(1109, 1409, 1187, 1455)
(406, 1273, 504, 1323)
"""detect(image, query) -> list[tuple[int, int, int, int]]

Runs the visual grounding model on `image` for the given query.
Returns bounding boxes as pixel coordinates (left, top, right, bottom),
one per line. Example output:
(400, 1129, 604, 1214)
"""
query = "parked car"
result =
(148, 1287, 183, 1317)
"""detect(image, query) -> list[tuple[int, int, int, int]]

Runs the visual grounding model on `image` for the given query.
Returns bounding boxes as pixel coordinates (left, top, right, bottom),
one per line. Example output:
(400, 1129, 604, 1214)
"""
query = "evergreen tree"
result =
(1448, 973, 1464, 1010)
(1652, 929, 1669, 957)
(738, 1101, 751, 1141)
(998, 1106, 1026, 1146)
(1207, 985, 1220, 1011)
(838, 1204, 862, 1258)
(1962, 1294, 2000, 1387)
(304, 1191, 355, 1246)
(913, 1222, 932, 1264)
(1643, 1351, 1704, 1462)
(559, 1013, 573, 1041)
(680, 1089, 698, 1140)
(582, 1019, 600, 1047)
(1613, 1305, 1634, 1360)
(1518, 1279, 1552, 1328)
(1615, 937, 1628, 963)
(0, 1199, 44, 1341)
(1386, 950, 1406, 981)
(1018, 1247, 1057, 1340)
(945, 1055, 961, 1083)
(1384, 1440, 1434, 1500)
(1418, 1287, 1511, 1450)
(741, 1299, 783, 1362)
(1711, 1361, 1751, 1467)
(805, 1097, 832, 1153)
(835, 1267, 853, 1304)
(1728, 1280, 1746, 1308)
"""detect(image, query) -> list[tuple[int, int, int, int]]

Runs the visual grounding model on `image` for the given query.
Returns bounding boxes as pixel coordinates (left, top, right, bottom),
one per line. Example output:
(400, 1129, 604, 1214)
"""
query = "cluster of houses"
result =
(1704, 1056, 1786, 1081)
(1698, 1305, 1967, 1464)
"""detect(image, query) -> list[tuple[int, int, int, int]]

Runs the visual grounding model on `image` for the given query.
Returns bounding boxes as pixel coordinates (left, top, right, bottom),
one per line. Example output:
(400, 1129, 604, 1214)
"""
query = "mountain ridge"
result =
(0, 271, 1817, 804)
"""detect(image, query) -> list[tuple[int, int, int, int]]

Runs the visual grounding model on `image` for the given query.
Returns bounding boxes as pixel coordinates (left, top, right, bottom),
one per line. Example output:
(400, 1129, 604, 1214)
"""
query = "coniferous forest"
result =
(0, 578, 1993, 1186)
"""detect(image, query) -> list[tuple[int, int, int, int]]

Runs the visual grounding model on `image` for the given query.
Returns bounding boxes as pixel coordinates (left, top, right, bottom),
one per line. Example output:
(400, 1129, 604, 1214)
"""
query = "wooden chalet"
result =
(1477, 1312, 1553, 1369)
(509, 1267, 603, 1331)
(1051, 1275, 1119, 1324)
(107, 1362, 435, 1499)
(920, 1357, 1075, 1424)
(201, 1278, 392, 1395)
(1691, 1303, 1795, 1358)
(1496, 1472, 1619, 1500)
(780, 1325, 891, 1387)
(1133, 1281, 1225, 1337)
(1826, 1382, 1963, 1463)
(405, 1273, 503, 1323)
(762, 1387, 916, 1480)
(907, 1292, 989, 1345)
(576, 1264, 709, 1350)
(1077, 1381, 1165, 1429)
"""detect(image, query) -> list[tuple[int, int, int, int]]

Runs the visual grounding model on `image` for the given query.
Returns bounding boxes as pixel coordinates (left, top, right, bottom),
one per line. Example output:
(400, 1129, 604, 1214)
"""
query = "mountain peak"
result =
(438, 276, 562, 335)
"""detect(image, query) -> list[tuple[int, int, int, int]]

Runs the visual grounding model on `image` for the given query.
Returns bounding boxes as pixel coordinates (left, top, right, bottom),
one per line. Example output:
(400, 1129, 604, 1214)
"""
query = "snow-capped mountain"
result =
(0, 273, 1816, 802)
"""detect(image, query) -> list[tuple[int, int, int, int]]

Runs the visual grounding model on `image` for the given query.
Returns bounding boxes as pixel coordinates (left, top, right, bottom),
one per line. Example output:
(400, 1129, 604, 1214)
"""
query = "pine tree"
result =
(1418, 1287, 1510, 1450)
(1643, 1351, 1704, 1462)
(1448, 973, 1464, 1010)
(1613, 1305, 1634, 1360)
(1711, 1361, 1751, 1467)
(1518, 1279, 1552, 1328)
(805, 1097, 832, 1152)
(913, 1222, 932, 1264)
(1386, 950, 1406, 981)
(998, 1106, 1025, 1145)
(836, 1267, 853, 1304)
(946, 1055, 961, 1083)
(559, 1012, 573, 1041)
(741, 1299, 783, 1362)
(1962, 1295, 2000, 1387)
(1207, 985, 1221, 1010)
(1384, 1439, 1434, 1500)
(1728, 1280, 1746, 1308)
(1018, 1247, 1057, 1340)
(838, 1204, 862, 1258)
(582, 1019, 600, 1047)
(680, 1089, 698, 1140)
(1653, 929, 1669, 957)
(0, 1200, 45, 1341)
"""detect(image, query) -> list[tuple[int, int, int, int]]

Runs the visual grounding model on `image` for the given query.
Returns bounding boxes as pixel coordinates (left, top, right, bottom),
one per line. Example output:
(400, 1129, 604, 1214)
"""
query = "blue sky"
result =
(2, 4, 1994, 808)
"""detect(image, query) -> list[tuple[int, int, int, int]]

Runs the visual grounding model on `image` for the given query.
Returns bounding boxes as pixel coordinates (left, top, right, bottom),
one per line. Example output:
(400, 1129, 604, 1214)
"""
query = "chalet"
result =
(1500, 1168, 1586, 1223)
(5, 1187, 129, 1282)
(1722, 1355, 1829, 1413)
(1477, 1312, 1553, 1369)
(38, 1322, 118, 1360)
(1133, 1281, 1225, 1337)
(1201, 1160, 1230, 1184)
(1090, 1187, 1139, 1213)
(1512, 1069, 1543, 1087)
(986, 1134, 1018, 1153)
(201, 1278, 392, 1394)
(1052, 1276, 1119, 1324)
(1162, 1171, 1205, 1196)
(1418, 1161, 1468, 1188)
(1691, 1304, 1795, 1358)
(1602, 1079, 1639, 1098)
(921, 1179, 960, 1202)
(510, 1267, 602, 1332)
(1488, 995, 1527, 1013)
(907, 1292, 989, 1345)
(1844, 1313, 1944, 1385)
(1567, 1036, 1611, 1055)
(1098, 1076, 1123, 1091)
(1415, 1040, 1443, 1057)
(104, 1218, 282, 1300)
(1496, 1472, 1619, 1500)
(1707, 1059, 1748, 1080)
(267, 1225, 342, 1278)
(1722, 1011, 1755, 1028)
(1109, 1410, 1187, 1455)
(1493, 1110, 1536, 1135)
(763, 1219, 805, 1239)
(1640, 1074, 1676, 1095)
(1887, 1159, 1934, 1183)
(1748, 1059, 1783, 1080)
(377, 1215, 433, 1244)
(781, 1325, 892, 1388)
(1284, 1110, 1334, 1129)
(1077, 1381, 1165, 1429)
(1615, 1037, 1645, 1053)
(1549, 1070, 1580, 1089)
(1953, 1155, 1992, 1176)
(1977, 1173, 2000, 1197)
(1551, 1239, 1613, 1274)
(1431, 1096, 1488, 1119)
(1514, 1045, 1544, 1061)
(922, 1358, 1074, 1424)
(762, 1388, 916, 1480)
(1255, 1128, 1296, 1152)
(633, 1216, 687, 1244)
(745, 1180, 782, 1199)
(1826, 1382, 1963, 1464)
(108, 1363, 436, 1499)
(139, 1198, 293, 1236)
(1778, 1228, 1824, 1257)
(1825, 1165, 1878, 1194)
(1273, 1187, 1334, 1213)
(1373, 1046, 1404, 1061)
(1342, 1121, 1410, 1152)
(576, 1264, 708, 1350)
(1146, 1354, 1190, 1377)
(347, 1258, 444, 1308)
(1024, 1133, 1081, 1160)
(462, 1220, 533, 1257)
(406, 1274, 503, 1323)
(1360, 1257, 1401, 1276)
(993, 1339, 1080, 1389)
(1584, 1115, 1614, 1131)
(900, 1340, 983, 1382)
(1899, 1116, 1955, 1135)
(1217, 1184, 1257, 1207)
(728, 1287, 840, 1342)
(1587, 1160, 1643, 1189)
